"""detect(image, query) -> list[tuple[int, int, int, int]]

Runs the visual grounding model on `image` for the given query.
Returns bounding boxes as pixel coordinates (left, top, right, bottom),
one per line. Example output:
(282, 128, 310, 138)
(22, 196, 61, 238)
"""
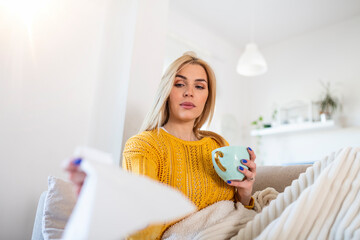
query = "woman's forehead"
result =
(177, 64, 207, 80)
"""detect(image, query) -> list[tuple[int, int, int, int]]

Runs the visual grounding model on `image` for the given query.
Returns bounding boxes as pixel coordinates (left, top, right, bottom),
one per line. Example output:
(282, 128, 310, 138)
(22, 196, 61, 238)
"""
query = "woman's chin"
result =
(172, 114, 195, 123)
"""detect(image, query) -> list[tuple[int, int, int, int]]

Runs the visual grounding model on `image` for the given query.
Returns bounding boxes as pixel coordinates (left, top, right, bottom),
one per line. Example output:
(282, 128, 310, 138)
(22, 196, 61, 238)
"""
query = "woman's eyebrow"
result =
(195, 79, 207, 83)
(175, 74, 207, 82)
(175, 74, 187, 80)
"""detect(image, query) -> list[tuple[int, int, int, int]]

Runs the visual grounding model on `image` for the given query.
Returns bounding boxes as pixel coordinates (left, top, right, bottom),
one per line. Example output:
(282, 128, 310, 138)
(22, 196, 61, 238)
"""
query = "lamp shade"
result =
(236, 43, 268, 77)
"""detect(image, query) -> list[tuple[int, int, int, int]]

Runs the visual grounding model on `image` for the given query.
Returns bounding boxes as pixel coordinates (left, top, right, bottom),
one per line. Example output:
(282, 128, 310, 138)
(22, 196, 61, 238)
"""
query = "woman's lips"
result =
(180, 102, 195, 109)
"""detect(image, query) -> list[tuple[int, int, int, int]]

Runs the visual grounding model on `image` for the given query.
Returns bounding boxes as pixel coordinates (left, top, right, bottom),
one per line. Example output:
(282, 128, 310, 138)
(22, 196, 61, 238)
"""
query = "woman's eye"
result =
(174, 83, 184, 87)
(195, 85, 205, 89)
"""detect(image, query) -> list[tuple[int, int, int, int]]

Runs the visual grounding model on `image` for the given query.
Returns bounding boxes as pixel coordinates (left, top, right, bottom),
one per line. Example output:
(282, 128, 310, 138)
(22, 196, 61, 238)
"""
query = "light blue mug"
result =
(211, 146, 249, 182)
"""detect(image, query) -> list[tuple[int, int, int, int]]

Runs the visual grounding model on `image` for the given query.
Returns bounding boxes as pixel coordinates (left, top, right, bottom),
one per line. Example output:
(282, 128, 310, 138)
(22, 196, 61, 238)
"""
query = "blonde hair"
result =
(139, 51, 217, 139)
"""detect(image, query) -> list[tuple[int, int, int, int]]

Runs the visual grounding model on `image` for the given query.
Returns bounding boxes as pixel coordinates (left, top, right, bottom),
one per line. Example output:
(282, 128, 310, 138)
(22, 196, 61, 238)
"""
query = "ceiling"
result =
(169, 0, 360, 48)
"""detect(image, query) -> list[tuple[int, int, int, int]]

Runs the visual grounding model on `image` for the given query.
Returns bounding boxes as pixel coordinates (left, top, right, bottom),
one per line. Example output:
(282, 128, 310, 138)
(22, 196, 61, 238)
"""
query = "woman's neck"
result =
(163, 121, 198, 141)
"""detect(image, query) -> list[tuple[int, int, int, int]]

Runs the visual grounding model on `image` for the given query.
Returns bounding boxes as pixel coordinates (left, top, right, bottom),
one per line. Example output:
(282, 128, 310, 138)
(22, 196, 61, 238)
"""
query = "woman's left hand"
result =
(227, 147, 256, 206)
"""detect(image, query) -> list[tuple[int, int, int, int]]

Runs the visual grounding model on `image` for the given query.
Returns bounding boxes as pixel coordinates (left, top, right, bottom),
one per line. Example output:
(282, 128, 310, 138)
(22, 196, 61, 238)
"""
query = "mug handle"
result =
(214, 151, 227, 172)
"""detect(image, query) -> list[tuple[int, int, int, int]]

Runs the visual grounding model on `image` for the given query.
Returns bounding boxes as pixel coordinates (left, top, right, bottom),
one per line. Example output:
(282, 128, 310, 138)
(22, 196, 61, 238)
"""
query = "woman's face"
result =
(167, 63, 209, 125)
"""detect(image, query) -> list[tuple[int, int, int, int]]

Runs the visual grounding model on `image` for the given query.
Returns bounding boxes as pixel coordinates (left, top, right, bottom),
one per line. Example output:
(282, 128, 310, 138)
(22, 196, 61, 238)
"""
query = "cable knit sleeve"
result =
(122, 133, 159, 182)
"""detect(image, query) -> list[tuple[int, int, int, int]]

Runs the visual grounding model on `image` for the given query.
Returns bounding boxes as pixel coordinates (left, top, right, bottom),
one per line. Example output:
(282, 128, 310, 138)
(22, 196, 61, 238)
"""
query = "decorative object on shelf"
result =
(236, 0, 267, 77)
(251, 115, 264, 129)
(270, 108, 280, 128)
(278, 100, 312, 125)
(263, 123, 272, 128)
(250, 115, 264, 155)
(272, 109, 278, 122)
(249, 97, 340, 137)
(318, 81, 341, 122)
(249, 81, 342, 137)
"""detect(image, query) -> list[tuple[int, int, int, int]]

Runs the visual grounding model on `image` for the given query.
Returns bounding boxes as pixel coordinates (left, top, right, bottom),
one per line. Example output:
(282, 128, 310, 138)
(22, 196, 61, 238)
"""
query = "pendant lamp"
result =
(236, 42, 267, 77)
(236, 0, 268, 77)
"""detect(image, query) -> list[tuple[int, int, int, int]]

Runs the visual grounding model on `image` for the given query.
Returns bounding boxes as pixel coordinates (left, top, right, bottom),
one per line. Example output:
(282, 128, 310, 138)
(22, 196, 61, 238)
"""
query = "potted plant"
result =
(318, 81, 341, 121)
(251, 115, 264, 129)
(250, 115, 264, 156)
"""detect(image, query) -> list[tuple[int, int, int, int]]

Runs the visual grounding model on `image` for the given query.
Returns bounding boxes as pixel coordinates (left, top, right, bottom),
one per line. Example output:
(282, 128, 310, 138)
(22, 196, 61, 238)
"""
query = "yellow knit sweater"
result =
(122, 128, 235, 240)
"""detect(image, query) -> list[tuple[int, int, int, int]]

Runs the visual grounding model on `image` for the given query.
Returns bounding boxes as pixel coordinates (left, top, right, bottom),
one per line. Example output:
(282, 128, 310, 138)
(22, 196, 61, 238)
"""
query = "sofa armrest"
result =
(253, 165, 311, 194)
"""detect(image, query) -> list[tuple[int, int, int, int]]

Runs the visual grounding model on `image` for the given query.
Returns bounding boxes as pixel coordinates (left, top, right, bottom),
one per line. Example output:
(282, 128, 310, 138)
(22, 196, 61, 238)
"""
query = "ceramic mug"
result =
(211, 146, 249, 182)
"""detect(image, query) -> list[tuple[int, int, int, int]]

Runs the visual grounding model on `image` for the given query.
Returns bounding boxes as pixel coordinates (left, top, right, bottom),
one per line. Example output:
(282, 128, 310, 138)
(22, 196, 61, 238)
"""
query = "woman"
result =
(66, 52, 257, 239)
(121, 52, 257, 239)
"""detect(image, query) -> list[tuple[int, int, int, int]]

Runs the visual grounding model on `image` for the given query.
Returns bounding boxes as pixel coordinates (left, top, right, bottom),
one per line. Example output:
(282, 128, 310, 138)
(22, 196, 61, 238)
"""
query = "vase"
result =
(320, 112, 331, 122)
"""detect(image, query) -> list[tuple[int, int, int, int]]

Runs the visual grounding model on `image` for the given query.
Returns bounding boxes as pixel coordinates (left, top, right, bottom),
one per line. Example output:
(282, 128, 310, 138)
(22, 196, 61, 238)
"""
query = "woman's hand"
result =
(64, 158, 86, 196)
(227, 147, 257, 206)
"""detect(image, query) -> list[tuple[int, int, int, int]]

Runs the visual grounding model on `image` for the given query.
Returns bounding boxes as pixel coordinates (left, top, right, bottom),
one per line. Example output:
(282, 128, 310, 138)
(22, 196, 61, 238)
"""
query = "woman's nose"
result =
(184, 87, 194, 97)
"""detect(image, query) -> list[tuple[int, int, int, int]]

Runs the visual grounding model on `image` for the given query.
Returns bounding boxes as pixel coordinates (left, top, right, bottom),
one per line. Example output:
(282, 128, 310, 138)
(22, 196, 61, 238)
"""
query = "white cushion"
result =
(42, 176, 77, 240)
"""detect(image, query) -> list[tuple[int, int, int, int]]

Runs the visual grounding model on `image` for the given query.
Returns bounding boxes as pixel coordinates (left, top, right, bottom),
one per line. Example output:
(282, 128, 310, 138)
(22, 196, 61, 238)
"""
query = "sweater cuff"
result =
(244, 197, 255, 209)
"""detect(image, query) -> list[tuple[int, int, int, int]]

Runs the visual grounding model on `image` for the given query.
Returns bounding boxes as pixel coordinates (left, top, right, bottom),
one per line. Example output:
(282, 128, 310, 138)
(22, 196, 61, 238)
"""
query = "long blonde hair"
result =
(139, 52, 218, 139)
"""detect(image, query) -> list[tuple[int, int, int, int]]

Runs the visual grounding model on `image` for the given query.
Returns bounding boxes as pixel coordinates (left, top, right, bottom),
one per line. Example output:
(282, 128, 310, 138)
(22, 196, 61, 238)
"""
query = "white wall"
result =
(0, 2, 106, 238)
(245, 15, 360, 165)
(0, 0, 168, 238)
(121, 0, 169, 156)
(87, 0, 138, 164)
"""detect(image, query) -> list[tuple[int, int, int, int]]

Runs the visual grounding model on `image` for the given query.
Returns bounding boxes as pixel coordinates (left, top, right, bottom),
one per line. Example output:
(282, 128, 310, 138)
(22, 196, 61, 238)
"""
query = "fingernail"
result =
(248, 147, 252, 151)
(239, 166, 244, 171)
(242, 159, 247, 163)
(227, 180, 231, 184)
(73, 158, 82, 166)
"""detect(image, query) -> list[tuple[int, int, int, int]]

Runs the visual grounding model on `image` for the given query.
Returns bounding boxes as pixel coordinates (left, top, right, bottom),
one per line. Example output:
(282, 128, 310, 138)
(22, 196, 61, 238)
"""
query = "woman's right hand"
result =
(64, 158, 86, 196)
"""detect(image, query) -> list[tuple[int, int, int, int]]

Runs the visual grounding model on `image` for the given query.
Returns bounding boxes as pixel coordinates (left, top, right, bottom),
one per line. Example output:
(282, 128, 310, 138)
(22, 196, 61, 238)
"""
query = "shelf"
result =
(250, 120, 336, 136)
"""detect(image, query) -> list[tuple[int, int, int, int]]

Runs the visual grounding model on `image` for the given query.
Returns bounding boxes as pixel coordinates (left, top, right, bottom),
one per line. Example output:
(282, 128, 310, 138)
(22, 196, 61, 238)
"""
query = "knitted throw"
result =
(163, 147, 360, 240)
(163, 188, 279, 240)
(234, 146, 360, 240)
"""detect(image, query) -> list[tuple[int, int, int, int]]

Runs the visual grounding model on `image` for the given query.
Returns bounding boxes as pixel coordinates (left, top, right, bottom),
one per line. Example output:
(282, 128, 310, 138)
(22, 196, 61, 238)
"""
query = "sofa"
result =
(31, 164, 310, 240)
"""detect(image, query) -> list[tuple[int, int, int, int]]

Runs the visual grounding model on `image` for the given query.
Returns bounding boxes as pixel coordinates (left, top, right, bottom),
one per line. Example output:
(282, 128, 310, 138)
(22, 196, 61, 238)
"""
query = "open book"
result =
(62, 146, 196, 240)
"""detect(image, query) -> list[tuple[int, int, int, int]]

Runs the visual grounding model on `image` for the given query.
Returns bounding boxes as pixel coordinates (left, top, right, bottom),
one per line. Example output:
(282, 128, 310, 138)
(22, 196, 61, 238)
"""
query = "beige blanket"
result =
(163, 147, 360, 240)
(163, 187, 279, 240)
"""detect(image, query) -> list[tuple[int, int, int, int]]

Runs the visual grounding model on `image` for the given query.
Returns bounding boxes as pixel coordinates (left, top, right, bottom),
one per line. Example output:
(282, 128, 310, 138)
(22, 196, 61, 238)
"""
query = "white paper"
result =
(62, 146, 196, 240)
